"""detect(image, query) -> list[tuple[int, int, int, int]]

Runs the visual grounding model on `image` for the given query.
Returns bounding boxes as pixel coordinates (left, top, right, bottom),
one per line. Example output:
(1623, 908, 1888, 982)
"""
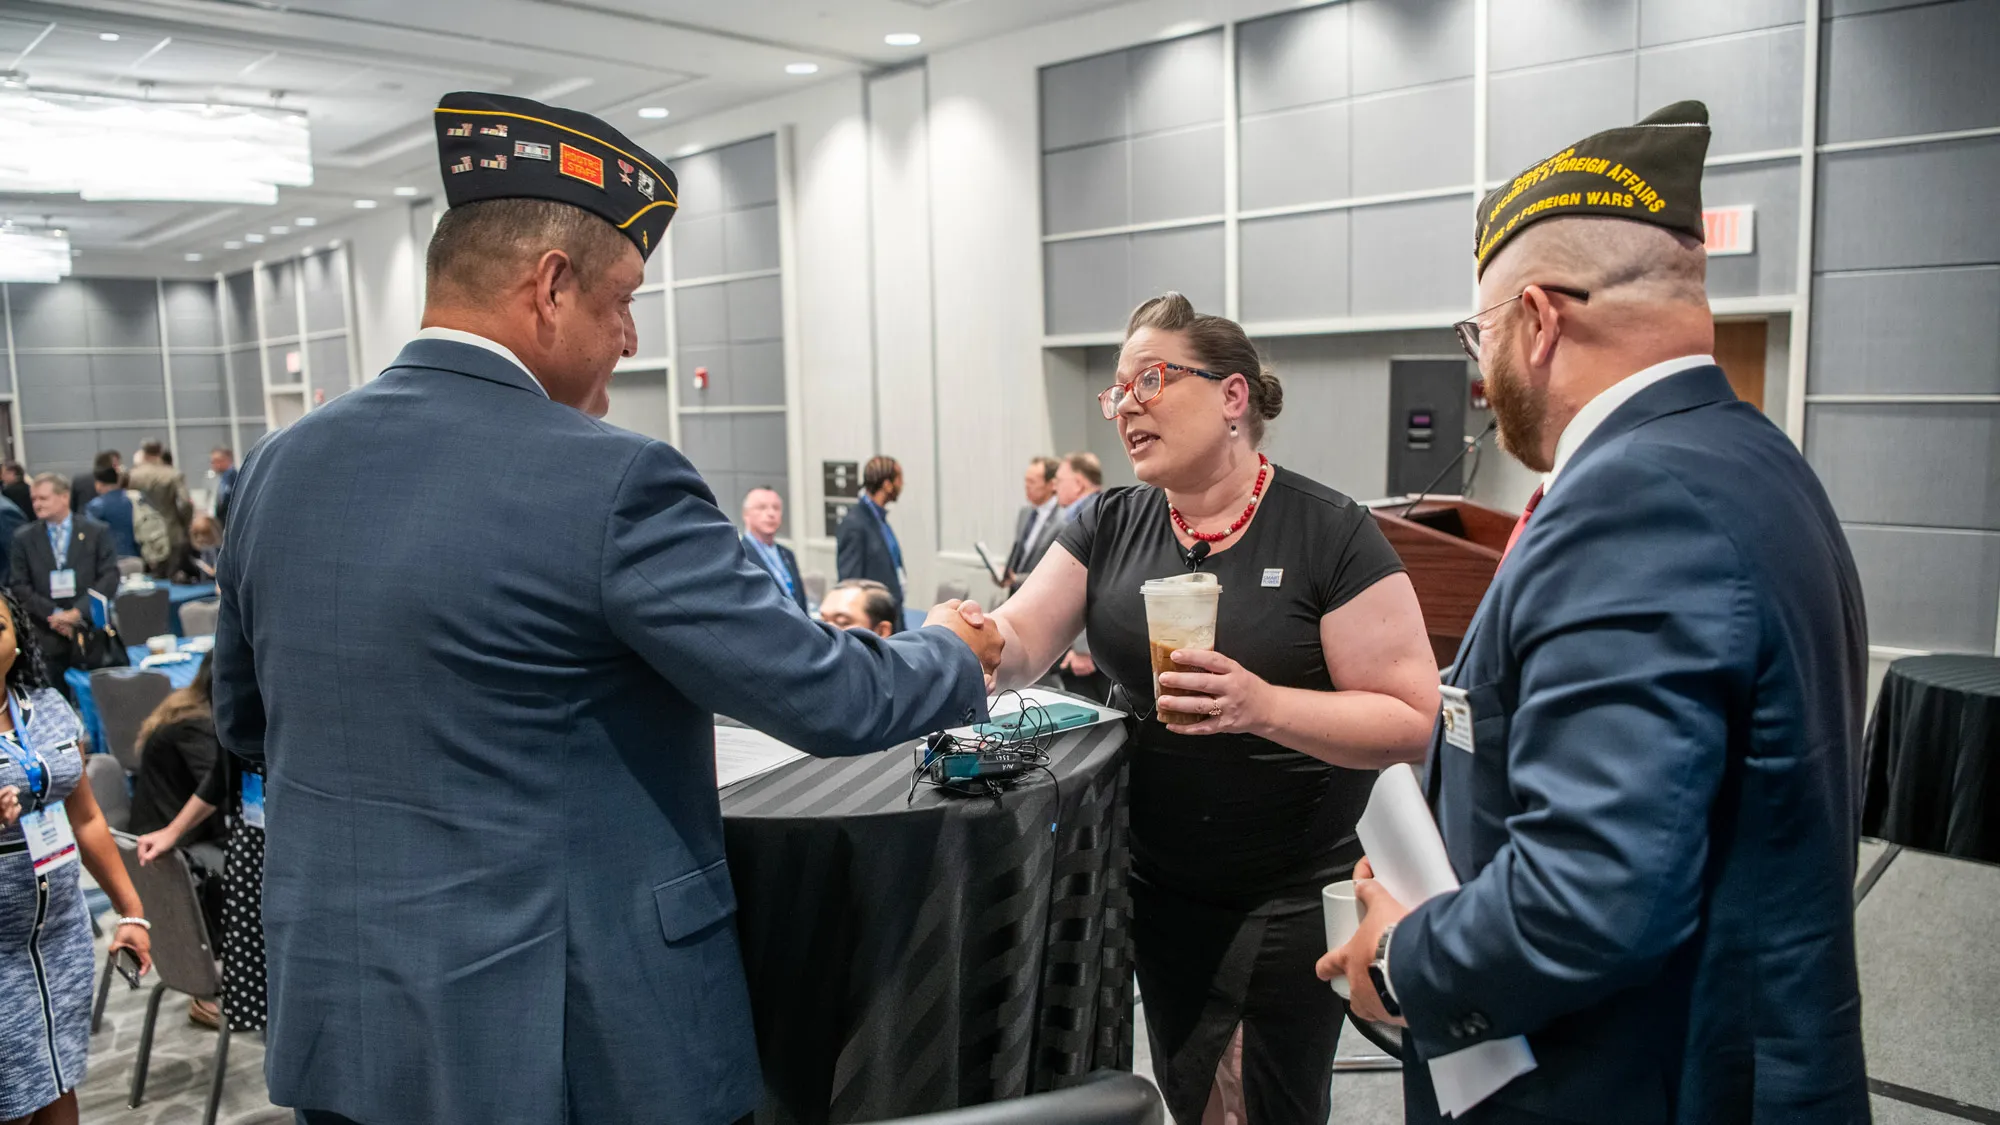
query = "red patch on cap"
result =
(559, 144, 605, 189)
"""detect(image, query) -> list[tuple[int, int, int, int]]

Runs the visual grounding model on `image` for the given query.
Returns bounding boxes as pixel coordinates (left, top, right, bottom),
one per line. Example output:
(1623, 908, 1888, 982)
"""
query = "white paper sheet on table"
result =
(713, 725, 809, 790)
(1357, 763, 1537, 1118)
(944, 686, 1125, 738)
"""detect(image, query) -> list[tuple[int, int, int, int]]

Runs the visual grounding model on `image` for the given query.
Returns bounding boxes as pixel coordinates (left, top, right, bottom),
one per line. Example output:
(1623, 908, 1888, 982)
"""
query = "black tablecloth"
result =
(1862, 654, 2000, 863)
(722, 719, 1134, 1125)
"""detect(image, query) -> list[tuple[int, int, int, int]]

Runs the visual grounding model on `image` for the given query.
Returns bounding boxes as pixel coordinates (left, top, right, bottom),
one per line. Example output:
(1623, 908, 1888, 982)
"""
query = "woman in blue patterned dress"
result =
(0, 587, 152, 1125)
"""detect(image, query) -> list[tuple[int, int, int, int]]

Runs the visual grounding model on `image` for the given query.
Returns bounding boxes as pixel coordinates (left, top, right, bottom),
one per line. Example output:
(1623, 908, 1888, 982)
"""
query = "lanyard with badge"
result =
(241, 769, 266, 829)
(3, 692, 78, 878)
(47, 523, 75, 601)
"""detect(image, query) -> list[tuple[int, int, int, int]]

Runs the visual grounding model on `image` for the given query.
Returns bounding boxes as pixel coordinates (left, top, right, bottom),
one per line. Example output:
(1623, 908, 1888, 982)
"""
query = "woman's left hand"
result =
(109, 923, 153, 976)
(1156, 649, 1271, 736)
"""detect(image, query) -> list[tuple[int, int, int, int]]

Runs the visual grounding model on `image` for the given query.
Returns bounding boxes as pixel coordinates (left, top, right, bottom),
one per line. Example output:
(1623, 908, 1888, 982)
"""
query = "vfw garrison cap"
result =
(1475, 100, 1712, 276)
(433, 91, 679, 260)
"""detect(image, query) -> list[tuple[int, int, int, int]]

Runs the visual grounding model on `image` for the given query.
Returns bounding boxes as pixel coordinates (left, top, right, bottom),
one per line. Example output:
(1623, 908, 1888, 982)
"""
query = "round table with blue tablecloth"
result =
(164, 582, 216, 634)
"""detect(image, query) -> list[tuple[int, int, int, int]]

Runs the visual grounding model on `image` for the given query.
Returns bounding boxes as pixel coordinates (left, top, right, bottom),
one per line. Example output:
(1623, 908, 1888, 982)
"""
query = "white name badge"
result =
(48, 568, 76, 600)
(25, 804, 79, 877)
(1439, 685, 1475, 753)
(241, 773, 266, 829)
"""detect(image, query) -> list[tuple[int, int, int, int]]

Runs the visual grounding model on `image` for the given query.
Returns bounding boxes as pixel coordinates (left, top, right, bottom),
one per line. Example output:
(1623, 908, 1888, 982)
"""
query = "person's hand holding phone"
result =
(109, 922, 153, 982)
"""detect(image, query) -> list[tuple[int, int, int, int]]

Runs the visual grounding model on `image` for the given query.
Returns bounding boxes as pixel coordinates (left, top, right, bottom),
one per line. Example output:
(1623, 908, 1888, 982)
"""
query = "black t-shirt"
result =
(1055, 466, 1406, 911)
(129, 715, 224, 843)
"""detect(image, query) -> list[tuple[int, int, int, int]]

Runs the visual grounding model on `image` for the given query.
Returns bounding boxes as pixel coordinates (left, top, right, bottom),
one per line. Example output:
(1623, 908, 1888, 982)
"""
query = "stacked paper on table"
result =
(713, 724, 808, 790)
(1357, 763, 1537, 1118)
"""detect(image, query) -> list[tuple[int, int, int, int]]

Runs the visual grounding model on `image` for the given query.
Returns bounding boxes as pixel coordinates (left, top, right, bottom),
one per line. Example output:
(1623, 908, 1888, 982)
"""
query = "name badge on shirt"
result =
(242, 773, 266, 829)
(1439, 685, 1475, 753)
(48, 568, 76, 600)
(25, 804, 79, 877)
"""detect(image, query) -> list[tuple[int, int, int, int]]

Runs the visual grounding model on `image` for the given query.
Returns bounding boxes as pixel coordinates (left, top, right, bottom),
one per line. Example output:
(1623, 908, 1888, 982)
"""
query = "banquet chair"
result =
(111, 831, 233, 1125)
(117, 556, 146, 578)
(115, 587, 173, 642)
(91, 669, 174, 772)
(857, 1072, 1163, 1125)
(86, 753, 131, 832)
(179, 598, 220, 637)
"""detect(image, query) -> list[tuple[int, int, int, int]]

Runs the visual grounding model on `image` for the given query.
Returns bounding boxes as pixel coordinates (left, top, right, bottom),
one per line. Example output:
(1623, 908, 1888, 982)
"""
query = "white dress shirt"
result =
(415, 326, 551, 399)
(1543, 354, 1714, 495)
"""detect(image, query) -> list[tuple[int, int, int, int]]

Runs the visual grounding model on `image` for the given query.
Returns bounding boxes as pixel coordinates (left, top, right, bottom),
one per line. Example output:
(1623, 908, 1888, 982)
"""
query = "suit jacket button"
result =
(1466, 1012, 1489, 1035)
(1447, 1021, 1466, 1040)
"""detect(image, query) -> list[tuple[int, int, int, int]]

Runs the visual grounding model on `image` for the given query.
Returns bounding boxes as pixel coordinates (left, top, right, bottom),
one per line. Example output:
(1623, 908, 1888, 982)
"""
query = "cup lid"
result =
(1142, 572, 1221, 596)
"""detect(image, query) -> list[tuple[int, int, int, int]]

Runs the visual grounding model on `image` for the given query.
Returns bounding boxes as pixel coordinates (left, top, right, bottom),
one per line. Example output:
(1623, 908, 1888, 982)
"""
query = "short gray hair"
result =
(31, 471, 69, 496)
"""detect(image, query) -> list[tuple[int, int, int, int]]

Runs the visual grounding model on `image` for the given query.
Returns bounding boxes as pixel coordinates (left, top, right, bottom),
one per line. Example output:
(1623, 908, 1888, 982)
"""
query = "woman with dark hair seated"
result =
(128, 657, 227, 1026)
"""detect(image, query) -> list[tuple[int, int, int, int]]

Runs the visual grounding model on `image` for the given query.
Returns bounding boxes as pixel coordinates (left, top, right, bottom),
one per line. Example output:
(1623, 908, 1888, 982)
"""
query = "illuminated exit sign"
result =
(1703, 204, 1755, 256)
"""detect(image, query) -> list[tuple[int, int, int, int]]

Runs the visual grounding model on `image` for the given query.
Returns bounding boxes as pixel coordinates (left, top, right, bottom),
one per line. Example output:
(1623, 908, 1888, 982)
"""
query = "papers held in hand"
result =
(1356, 764, 1537, 1118)
(973, 542, 1007, 586)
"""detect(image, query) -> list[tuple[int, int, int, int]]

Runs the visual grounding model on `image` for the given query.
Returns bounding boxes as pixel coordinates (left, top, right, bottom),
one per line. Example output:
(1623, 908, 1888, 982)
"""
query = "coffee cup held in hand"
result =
(1141, 573, 1222, 726)
(1322, 880, 1364, 999)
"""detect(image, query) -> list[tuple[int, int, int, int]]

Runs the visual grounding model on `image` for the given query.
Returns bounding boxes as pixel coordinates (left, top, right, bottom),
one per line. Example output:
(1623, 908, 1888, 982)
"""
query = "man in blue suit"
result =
(835, 455, 906, 628)
(740, 486, 807, 613)
(214, 92, 1001, 1125)
(1322, 102, 1870, 1123)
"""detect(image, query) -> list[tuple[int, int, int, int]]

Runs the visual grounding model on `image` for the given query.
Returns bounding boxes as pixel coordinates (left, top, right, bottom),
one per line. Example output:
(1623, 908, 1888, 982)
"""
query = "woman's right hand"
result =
(135, 828, 180, 865)
(0, 785, 19, 828)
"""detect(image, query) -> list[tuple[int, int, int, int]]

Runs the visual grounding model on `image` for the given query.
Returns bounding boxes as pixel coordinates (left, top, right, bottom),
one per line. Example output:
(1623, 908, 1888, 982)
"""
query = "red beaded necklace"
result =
(1170, 454, 1271, 543)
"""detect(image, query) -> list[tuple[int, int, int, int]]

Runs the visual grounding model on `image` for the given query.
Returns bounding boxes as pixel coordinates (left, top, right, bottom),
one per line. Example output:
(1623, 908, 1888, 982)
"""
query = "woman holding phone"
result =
(987, 294, 1439, 1124)
(0, 587, 152, 1125)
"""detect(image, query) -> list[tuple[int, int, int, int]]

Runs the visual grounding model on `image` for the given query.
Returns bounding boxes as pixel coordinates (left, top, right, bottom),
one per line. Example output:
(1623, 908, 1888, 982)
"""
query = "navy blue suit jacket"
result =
(1394, 366, 1870, 1124)
(744, 532, 808, 613)
(835, 498, 903, 609)
(213, 339, 987, 1125)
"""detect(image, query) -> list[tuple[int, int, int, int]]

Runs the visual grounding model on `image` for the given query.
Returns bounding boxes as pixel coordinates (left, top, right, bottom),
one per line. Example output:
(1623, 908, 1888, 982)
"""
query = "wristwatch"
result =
(1367, 922, 1403, 1019)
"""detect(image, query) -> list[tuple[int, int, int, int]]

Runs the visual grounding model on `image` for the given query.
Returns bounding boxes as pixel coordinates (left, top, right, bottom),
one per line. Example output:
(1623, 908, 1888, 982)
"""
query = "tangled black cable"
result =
(907, 690, 1062, 834)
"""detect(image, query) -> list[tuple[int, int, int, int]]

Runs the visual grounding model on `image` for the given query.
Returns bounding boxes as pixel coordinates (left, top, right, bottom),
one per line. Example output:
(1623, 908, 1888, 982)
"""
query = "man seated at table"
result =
(819, 578, 898, 639)
(9, 472, 120, 695)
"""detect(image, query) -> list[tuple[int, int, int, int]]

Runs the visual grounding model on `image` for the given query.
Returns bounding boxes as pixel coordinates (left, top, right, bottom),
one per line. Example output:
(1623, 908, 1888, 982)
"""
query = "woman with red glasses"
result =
(988, 293, 1438, 1125)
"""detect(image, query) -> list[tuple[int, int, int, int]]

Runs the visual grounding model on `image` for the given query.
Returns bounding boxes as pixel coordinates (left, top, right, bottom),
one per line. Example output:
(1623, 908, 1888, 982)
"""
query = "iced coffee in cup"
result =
(1141, 573, 1222, 726)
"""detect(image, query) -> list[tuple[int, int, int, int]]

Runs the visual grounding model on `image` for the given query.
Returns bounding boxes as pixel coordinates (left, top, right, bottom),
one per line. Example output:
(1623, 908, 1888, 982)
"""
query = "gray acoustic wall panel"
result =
(1045, 236, 1130, 335)
(1640, 0, 1800, 46)
(1486, 54, 1638, 179)
(732, 413, 789, 476)
(1236, 3, 1350, 116)
(228, 348, 261, 414)
(175, 425, 233, 465)
(16, 353, 94, 422)
(240, 421, 267, 448)
(84, 279, 162, 350)
(1699, 161, 1800, 298)
(1130, 125, 1225, 223)
(719, 136, 779, 210)
(1044, 140, 1130, 234)
(1350, 0, 1474, 96)
(261, 262, 299, 339)
(675, 284, 729, 348)
(301, 251, 346, 334)
(1821, 0, 2000, 144)
(632, 291, 667, 359)
(1806, 403, 2000, 531)
(90, 354, 167, 422)
(725, 204, 781, 274)
(1350, 82, 1475, 196)
(1637, 27, 1804, 157)
(1240, 211, 1350, 324)
(1817, 137, 2000, 272)
(308, 336, 351, 397)
(1127, 32, 1225, 135)
(22, 430, 100, 477)
(726, 276, 783, 343)
(1489, 0, 1637, 73)
(162, 281, 220, 349)
(1810, 267, 2000, 395)
(222, 273, 256, 345)
(677, 414, 732, 475)
(7, 281, 87, 350)
(1042, 50, 1131, 151)
(265, 343, 300, 386)
(672, 213, 728, 280)
(729, 341, 787, 408)
(1349, 196, 1470, 314)
(1129, 224, 1226, 320)
(672, 151, 723, 219)
(1844, 525, 2000, 652)
(1239, 103, 1351, 211)
(170, 353, 230, 420)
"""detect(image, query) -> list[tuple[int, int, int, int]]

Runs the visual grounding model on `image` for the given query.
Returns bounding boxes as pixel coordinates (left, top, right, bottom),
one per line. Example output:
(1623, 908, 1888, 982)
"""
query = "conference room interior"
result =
(1, 0, 1995, 1122)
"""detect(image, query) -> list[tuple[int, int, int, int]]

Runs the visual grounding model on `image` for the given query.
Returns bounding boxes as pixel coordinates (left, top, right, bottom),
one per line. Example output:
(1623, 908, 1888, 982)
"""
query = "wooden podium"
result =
(1368, 496, 1515, 667)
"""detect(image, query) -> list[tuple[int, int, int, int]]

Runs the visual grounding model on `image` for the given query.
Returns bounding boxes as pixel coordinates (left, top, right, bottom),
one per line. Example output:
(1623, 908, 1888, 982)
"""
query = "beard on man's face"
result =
(1483, 331, 1553, 474)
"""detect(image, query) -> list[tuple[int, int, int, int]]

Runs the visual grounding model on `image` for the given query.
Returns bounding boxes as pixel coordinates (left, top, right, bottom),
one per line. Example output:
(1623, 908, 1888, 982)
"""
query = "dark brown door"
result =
(1712, 319, 1767, 412)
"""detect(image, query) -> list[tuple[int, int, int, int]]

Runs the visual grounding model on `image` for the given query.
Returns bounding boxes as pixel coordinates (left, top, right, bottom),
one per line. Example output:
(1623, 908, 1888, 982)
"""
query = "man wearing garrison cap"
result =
(213, 93, 1001, 1125)
(1321, 102, 1871, 1123)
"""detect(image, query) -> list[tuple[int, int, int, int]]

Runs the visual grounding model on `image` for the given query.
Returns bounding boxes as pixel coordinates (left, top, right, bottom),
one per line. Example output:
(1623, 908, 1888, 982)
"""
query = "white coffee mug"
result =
(146, 634, 177, 656)
(1322, 879, 1365, 999)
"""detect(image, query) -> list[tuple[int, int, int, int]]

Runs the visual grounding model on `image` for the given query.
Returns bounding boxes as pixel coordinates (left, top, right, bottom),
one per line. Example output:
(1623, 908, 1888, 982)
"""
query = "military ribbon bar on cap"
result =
(1474, 100, 1711, 276)
(432, 90, 680, 261)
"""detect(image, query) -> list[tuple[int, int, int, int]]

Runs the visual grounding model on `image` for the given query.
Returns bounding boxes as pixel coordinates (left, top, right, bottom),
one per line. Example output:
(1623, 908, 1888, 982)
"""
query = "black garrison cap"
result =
(1475, 100, 1712, 276)
(433, 91, 678, 260)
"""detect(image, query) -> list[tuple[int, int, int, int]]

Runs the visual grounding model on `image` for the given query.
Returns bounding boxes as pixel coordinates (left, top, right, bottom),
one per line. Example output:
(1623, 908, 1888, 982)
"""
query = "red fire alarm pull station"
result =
(694, 366, 709, 391)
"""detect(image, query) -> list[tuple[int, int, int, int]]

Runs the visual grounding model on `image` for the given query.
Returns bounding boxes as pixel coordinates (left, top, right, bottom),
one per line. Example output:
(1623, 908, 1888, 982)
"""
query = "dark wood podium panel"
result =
(1370, 497, 1511, 667)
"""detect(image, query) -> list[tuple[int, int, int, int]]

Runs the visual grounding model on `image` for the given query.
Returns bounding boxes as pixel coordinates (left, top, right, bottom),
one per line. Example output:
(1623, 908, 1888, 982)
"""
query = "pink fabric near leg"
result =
(1200, 1024, 1247, 1125)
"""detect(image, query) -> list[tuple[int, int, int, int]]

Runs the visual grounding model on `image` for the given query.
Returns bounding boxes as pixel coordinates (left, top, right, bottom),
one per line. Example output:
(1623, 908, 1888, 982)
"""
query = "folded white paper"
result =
(1357, 763, 1537, 1118)
(713, 725, 808, 789)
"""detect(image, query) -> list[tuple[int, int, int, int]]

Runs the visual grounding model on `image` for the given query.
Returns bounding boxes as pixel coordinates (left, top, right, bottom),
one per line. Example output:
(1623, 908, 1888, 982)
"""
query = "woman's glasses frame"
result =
(1098, 361, 1227, 420)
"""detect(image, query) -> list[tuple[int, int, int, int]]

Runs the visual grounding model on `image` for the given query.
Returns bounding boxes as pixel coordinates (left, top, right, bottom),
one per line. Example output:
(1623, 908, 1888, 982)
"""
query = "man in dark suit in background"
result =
(741, 486, 807, 614)
(1322, 103, 1870, 1124)
(1, 461, 32, 518)
(1000, 456, 1060, 594)
(214, 92, 999, 1125)
(209, 446, 238, 527)
(70, 449, 120, 519)
(836, 455, 906, 628)
(0, 488, 24, 586)
(11, 472, 119, 694)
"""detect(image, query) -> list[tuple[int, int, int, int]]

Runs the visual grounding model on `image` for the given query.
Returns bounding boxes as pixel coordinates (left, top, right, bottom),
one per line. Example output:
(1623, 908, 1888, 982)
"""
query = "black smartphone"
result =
(113, 948, 143, 989)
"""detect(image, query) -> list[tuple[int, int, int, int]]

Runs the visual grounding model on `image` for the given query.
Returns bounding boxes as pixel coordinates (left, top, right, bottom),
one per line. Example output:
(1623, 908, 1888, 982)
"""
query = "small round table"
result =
(1862, 654, 2000, 863)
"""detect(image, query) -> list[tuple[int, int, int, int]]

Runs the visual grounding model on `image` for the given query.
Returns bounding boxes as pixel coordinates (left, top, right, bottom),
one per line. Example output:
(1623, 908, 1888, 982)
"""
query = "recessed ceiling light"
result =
(392, 186, 419, 197)
(49, 228, 65, 239)
(184, 252, 202, 262)
(223, 240, 243, 250)
(353, 199, 378, 209)
(674, 143, 700, 157)
(885, 33, 921, 46)
(244, 233, 265, 243)
(637, 106, 669, 120)
(294, 217, 316, 227)
(270, 225, 290, 235)
(98, 32, 120, 42)
(785, 62, 819, 75)
(299, 244, 315, 255)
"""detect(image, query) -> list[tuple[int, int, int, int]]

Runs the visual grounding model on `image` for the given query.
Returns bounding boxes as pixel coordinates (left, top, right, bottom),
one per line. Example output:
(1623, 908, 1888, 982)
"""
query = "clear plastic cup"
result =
(1141, 573, 1222, 725)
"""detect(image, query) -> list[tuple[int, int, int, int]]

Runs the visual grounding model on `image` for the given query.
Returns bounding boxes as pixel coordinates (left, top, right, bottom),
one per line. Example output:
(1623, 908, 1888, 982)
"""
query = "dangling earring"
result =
(1229, 423, 1238, 436)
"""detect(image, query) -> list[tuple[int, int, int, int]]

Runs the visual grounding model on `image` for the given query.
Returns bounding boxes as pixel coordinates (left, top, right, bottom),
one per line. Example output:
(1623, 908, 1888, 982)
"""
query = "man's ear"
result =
(1521, 284, 1564, 368)
(531, 249, 575, 325)
(874, 621, 895, 639)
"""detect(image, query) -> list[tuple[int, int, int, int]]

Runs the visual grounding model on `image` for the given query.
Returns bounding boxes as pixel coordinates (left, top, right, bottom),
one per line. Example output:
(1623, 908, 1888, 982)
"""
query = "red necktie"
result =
(1500, 484, 1545, 564)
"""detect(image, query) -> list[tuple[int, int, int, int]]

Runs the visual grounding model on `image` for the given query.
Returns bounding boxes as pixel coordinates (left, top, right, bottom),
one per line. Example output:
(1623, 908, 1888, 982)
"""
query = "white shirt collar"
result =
(415, 327, 551, 399)
(1544, 354, 1713, 494)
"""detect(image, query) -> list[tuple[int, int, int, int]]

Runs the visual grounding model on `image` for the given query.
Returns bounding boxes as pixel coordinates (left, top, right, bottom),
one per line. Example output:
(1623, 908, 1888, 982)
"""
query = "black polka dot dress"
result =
(216, 759, 267, 1032)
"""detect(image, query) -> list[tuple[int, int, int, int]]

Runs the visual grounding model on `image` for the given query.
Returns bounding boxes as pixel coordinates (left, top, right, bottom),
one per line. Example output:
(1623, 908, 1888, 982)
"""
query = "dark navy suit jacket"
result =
(213, 339, 987, 1125)
(836, 498, 903, 609)
(743, 531, 808, 613)
(1394, 366, 1870, 1124)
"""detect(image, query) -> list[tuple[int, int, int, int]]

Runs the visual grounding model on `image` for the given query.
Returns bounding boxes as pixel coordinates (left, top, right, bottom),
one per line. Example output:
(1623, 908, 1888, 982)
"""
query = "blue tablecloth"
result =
(166, 582, 216, 634)
(68, 644, 203, 756)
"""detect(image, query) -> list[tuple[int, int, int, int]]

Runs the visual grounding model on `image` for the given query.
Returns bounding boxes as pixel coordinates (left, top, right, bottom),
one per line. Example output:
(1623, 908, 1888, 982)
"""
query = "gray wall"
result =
(671, 134, 790, 524)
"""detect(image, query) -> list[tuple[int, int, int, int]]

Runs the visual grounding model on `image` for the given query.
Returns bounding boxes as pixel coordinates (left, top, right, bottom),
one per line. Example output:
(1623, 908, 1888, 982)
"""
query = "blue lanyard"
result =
(0, 692, 46, 808)
(747, 535, 794, 596)
(862, 496, 904, 570)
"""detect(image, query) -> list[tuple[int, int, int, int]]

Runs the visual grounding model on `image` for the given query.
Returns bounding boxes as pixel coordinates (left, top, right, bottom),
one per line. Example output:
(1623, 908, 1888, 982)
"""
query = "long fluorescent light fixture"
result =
(0, 89, 312, 205)
(0, 229, 74, 284)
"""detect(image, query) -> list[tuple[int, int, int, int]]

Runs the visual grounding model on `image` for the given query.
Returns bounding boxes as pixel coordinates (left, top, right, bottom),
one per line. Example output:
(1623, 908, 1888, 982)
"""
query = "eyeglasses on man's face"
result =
(1453, 284, 1591, 361)
(1098, 361, 1226, 420)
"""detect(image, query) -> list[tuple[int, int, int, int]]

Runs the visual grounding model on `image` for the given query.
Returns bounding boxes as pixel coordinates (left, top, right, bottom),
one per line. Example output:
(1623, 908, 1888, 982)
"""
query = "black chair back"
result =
(116, 587, 173, 642)
(114, 831, 221, 1000)
(858, 1073, 1162, 1125)
(86, 753, 131, 832)
(91, 669, 174, 771)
